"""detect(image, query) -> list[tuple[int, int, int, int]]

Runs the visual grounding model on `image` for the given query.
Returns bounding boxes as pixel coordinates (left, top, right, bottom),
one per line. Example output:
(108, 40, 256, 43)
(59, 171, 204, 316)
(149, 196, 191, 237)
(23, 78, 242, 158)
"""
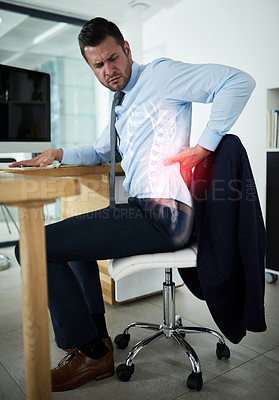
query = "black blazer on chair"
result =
(179, 134, 267, 344)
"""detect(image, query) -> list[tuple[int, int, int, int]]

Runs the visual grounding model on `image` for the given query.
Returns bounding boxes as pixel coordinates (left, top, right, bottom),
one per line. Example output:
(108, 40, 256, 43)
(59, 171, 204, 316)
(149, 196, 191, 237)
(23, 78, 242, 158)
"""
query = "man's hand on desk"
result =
(8, 148, 63, 168)
(164, 144, 211, 189)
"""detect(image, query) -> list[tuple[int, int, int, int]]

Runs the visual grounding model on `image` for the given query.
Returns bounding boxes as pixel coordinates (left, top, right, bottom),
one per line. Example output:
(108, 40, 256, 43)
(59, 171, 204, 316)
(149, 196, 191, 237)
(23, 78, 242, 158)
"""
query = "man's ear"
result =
(123, 40, 132, 59)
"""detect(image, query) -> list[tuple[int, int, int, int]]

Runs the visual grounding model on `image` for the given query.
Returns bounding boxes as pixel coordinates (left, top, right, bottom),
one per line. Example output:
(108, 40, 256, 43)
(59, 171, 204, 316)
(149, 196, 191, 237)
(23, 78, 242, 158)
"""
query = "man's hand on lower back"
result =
(164, 145, 211, 189)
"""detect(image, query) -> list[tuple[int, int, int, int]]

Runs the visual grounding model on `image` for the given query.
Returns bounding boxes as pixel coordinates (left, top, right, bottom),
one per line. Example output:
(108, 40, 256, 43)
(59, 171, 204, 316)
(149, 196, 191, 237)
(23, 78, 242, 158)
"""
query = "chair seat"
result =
(107, 244, 197, 281)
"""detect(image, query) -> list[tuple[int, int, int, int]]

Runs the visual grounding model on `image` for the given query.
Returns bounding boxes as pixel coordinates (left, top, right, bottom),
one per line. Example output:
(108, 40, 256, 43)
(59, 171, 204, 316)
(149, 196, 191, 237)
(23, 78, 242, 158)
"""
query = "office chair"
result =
(107, 243, 230, 391)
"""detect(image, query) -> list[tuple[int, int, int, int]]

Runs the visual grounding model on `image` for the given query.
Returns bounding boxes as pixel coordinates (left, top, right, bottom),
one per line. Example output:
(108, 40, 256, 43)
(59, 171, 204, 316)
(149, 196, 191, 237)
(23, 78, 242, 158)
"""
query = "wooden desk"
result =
(0, 172, 80, 400)
(6, 164, 124, 304)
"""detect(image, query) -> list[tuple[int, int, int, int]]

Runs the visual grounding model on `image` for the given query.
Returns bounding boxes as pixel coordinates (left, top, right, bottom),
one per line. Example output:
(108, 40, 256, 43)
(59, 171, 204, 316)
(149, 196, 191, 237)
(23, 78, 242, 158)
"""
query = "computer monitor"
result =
(0, 64, 51, 153)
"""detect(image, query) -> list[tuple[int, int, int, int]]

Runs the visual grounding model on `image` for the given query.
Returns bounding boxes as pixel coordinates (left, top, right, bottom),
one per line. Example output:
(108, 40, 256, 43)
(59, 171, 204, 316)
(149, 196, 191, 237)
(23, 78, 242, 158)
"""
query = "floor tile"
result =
(240, 282, 279, 353)
(264, 345, 279, 363)
(175, 355, 279, 400)
(0, 362, 25, 400)
(0, 329, 26, 393)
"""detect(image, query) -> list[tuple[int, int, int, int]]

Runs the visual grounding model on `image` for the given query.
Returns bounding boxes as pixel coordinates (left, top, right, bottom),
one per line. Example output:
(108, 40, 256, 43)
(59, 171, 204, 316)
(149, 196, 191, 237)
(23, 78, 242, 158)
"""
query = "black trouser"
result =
(15, 197, 193, 350)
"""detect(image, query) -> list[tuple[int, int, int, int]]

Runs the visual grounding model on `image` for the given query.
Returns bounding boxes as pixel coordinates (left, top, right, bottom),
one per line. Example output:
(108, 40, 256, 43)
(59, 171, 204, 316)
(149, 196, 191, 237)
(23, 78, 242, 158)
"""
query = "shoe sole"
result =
(95, 368, 115, 381)
(52, 368, 115, 392)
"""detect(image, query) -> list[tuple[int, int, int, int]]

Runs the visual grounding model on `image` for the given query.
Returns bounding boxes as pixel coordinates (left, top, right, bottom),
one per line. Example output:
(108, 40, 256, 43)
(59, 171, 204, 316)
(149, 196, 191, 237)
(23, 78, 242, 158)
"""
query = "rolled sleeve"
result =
(197, 127, 223, 151)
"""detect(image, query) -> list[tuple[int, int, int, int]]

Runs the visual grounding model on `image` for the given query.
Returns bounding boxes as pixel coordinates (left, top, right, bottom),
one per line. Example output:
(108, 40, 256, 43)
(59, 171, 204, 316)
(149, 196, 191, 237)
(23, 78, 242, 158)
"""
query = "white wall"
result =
(142, 0, 279, 214)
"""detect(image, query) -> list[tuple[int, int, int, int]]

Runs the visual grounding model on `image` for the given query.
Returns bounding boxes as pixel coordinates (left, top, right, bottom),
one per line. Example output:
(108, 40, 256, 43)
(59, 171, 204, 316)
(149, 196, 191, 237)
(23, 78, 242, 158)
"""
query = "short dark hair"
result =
(78, 17, 125, 61)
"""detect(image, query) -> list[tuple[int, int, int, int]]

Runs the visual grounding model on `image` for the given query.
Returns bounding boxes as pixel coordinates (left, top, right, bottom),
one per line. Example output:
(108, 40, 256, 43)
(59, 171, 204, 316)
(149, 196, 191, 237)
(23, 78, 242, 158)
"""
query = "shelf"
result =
(266, 88, 279, 149)
(267, 87, 279, 109)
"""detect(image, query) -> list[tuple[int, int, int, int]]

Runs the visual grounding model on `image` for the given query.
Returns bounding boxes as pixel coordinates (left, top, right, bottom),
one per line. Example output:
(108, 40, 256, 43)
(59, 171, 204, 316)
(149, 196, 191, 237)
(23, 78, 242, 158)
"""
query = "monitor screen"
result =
(0, 64, 50, 153)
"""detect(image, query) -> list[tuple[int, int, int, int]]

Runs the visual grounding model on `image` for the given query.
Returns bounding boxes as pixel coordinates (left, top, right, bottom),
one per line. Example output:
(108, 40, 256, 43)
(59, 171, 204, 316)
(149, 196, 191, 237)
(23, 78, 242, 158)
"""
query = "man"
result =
(11, 17, 255, 391)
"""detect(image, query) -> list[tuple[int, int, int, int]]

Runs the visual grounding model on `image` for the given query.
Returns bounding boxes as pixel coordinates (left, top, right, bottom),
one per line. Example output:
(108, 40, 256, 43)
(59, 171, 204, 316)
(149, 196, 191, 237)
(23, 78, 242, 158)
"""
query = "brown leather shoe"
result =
(103, 337, 113, 351)
(63, 337, 113, 353)
(51, 345, 114, 391)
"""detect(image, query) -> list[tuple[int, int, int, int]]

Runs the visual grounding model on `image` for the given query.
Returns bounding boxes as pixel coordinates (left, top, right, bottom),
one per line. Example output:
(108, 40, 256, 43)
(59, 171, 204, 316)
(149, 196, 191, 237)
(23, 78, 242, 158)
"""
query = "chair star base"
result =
(114, 268, 230, 391)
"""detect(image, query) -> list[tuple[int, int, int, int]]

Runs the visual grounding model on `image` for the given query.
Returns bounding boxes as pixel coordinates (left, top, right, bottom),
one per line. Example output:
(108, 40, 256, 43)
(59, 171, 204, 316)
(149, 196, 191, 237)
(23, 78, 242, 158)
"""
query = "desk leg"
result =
(18, 202, 51, 400)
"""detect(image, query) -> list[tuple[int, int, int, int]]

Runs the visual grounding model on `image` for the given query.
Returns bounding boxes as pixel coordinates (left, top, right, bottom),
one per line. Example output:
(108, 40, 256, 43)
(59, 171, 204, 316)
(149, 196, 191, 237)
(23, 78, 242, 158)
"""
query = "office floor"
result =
(0, 246, 279, 400)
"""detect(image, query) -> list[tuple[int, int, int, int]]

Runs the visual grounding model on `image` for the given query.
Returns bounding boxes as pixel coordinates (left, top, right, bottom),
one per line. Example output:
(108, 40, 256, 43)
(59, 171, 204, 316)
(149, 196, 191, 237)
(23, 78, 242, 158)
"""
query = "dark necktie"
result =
(110, 91, 125, 207)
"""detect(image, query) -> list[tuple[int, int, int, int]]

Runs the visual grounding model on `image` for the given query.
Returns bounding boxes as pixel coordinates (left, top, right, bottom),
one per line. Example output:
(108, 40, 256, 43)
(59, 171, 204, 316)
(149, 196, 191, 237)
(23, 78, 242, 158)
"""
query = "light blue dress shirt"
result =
(62, 58, 255, 207)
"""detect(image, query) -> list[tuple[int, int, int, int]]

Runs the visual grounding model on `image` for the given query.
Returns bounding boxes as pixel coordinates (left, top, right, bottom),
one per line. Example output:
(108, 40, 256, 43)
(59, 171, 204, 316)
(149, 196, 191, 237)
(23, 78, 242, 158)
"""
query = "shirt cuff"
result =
(197, 127, 224, 152)
(61, 147, 80, 164)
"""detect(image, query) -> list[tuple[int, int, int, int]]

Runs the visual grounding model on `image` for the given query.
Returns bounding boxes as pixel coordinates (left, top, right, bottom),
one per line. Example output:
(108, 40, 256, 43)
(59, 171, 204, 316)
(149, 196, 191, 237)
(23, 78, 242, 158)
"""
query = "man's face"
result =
(84, 35, 133, 92)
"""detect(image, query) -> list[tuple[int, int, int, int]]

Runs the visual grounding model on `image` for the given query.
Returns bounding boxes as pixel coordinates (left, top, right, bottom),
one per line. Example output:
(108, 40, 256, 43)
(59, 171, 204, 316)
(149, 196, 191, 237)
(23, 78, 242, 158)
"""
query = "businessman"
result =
(11, 17, 256, 391)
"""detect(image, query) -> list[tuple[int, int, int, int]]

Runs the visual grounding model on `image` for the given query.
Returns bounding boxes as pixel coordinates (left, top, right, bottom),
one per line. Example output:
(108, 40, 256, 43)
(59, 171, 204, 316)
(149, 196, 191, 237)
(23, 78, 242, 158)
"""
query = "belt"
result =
(140, 198, 193, 217)
(175, 201, 193, 216)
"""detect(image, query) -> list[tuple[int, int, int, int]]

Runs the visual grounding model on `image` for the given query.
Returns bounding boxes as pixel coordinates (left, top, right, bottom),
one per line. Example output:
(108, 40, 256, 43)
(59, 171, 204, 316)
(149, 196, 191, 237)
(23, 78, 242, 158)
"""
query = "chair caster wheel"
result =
(265, 272, 278, 284)
(116, 363, 135, 382)
(114, 333, 130, 349)
(216, 342, 230, 359)
(187, 371, 203, 391)
(175, 315, 185, 338)
(175, 315, 182, 325)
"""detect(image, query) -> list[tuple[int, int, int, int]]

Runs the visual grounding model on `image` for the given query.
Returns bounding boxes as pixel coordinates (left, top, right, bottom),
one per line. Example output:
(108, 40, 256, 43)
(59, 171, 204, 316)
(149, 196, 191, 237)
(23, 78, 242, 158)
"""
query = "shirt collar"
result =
(122, 61, 142, 94)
